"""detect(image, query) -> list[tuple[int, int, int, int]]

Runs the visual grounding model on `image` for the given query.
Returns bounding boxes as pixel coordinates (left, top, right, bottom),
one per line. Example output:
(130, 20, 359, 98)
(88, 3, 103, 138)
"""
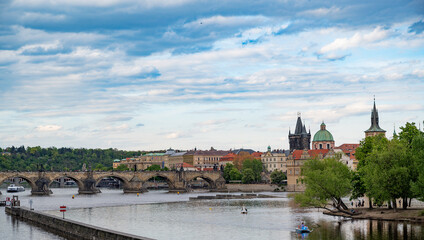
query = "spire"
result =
(393, 124, 397, 137)
(365, 97, 386, 134)
(294, 115, 303, 134)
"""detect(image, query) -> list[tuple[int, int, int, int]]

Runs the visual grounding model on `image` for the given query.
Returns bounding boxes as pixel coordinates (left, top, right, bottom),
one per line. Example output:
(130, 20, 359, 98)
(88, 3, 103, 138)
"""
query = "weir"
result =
(5, 206, 154, 240)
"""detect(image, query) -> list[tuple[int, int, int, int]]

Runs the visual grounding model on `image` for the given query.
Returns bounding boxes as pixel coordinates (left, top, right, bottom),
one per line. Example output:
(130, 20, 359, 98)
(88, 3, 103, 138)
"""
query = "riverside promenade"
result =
(6, 206, 154, 240)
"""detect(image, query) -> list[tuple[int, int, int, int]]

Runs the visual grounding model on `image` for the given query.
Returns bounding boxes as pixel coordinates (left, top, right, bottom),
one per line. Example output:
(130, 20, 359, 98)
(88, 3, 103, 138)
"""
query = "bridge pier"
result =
(123, 179, 147, 193)
(32, 178, 53, 195)
(78, 178, 101, 194)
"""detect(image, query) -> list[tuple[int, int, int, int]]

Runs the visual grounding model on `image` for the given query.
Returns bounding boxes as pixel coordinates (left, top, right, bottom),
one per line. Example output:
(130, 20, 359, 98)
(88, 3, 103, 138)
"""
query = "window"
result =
(327, 144, 330, 149)
(319, 144, 322, 149)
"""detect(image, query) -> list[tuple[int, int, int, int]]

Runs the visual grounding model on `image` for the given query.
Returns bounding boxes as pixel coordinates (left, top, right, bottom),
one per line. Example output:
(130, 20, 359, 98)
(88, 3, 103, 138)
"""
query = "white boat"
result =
(7, 184, 25, 192)
(241, 206, 248, 214)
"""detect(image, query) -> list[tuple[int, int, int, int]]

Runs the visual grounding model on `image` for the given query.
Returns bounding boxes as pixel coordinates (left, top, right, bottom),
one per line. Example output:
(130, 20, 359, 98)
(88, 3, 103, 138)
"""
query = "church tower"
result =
(364, 98, 386, 137)
(289, 113, 311, 152)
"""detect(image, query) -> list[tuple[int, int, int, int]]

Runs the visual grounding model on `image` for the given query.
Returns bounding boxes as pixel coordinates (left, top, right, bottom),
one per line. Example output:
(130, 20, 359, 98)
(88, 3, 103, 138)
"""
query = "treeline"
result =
(0, 146, 143, 171)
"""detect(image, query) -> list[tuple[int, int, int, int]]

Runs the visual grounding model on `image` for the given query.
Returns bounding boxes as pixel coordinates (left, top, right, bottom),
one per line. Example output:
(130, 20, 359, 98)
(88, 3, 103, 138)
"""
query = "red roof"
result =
(251, 152, 263, 158)
(201, 167, 214, 171)
(220, 152, 236, 162)
(335, 143, 359, 160)
(335, 144, 360, 151)
(292, 150, 304, 160)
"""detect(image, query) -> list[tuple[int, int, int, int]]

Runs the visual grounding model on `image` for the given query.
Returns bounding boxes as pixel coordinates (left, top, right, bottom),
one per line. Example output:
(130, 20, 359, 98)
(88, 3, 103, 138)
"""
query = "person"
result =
(301, 222, 305, 229)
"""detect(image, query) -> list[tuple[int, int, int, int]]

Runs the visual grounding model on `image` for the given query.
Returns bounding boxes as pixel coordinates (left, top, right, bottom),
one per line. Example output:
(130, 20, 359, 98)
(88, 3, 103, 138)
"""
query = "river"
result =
(1, 188, 423, 239)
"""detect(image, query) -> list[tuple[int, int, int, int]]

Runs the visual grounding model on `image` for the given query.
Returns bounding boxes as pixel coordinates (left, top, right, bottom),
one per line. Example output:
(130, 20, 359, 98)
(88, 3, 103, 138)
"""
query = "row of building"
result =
(114, 100, 386, 191)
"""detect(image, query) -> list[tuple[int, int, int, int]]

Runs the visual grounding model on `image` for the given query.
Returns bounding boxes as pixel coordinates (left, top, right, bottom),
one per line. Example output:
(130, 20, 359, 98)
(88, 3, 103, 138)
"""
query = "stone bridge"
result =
(0, 171, 226, 195)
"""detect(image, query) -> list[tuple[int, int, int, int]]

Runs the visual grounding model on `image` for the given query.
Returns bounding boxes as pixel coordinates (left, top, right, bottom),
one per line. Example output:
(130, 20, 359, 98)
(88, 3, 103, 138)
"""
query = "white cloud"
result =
(35, 125, 62, 132)
(299, 6, 341, 17)
(104, 124, 130, 131)
(318, 26, 389, 55)
(165, 132, 187, 139)
(12, 0, 193, 8)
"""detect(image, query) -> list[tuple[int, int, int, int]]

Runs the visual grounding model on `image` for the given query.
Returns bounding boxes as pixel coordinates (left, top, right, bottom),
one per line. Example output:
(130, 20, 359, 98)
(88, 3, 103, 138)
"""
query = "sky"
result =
(0, 0, 424, 151)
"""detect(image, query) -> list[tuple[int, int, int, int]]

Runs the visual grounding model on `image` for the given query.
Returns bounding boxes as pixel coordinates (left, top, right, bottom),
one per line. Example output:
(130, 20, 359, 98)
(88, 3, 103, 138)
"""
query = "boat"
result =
(295, 227, 311, 233)
(7, 184, 25, 192)
(241, 206, 248, 214)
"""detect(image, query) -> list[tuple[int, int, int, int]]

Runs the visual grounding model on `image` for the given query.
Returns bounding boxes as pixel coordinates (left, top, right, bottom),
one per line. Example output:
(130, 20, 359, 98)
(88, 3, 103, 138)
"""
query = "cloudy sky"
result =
(0, 0, 423, 151)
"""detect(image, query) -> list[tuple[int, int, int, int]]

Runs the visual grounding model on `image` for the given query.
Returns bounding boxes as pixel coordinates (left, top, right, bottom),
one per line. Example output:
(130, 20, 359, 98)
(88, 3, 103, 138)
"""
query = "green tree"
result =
(229, 168, 242, 181)
(362, 138, 412, 211)
(223, 163, 235, 182)
(399, 122, 421, 145)
(410, 131, 424, 202)
(353, 134, 388, 209)
(242, 159, 263, 182)
(115, 164, 129, 171)
(270, 170, 286, 184)
(146, 165, 162, 171)
(294, 157, 352, 214)
(241, 168, 256, 184)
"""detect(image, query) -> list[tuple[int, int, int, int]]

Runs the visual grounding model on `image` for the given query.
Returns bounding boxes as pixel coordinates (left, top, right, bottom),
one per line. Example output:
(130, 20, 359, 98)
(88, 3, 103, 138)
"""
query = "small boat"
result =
(241, 206, 248, 214)
(295, 227, 311, 233)
(7, 184, 25, 192)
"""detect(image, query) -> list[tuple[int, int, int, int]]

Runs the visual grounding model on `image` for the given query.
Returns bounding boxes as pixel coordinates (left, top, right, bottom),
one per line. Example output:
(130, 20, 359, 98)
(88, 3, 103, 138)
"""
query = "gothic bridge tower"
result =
(288, 113, 311, 152)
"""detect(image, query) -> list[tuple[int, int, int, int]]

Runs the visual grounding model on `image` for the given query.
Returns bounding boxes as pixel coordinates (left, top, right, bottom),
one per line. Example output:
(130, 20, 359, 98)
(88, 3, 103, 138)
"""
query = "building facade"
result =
(286, 149, 332, 191)
(261, 146, 288, 173)
(334, 144, 360, 170)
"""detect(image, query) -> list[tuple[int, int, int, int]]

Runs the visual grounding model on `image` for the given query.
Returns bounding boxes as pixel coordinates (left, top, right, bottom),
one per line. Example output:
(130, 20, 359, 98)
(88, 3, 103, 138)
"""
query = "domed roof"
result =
(313, 122, 334, 142)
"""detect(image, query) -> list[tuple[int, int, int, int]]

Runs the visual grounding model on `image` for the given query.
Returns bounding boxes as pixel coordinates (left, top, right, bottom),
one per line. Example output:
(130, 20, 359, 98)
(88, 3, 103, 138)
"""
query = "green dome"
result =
(313, 122, 334, 142)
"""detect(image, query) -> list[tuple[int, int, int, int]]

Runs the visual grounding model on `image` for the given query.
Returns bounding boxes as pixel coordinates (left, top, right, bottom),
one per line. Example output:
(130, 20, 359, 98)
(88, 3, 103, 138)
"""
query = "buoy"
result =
(72, 195, 75, 199)
(177, 192, 179, 195)
(137, 193, 139, 197)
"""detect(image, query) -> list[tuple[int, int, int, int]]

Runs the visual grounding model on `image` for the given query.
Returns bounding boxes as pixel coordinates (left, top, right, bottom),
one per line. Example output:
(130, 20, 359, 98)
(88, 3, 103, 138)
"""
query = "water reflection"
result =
(1, 188, 423, 240)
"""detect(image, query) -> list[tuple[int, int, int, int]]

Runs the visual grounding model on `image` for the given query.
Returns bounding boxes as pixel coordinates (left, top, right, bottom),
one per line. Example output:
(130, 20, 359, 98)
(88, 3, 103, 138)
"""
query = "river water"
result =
(1, 188, 423, 240)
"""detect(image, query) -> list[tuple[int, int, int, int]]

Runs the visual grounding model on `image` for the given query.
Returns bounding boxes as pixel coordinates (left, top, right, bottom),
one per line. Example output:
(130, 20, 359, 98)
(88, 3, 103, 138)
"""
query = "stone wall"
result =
(224, 184, 280, 192)
(6, 206, 153, 240)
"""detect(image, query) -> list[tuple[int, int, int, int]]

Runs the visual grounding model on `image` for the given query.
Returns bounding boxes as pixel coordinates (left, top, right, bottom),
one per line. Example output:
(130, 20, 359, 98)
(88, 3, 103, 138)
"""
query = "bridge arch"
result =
(48, 174, 84, 190)
(0, 173, 37, 189)
(141, 172, 176, 190)
(185, 174, 216, 189)
(94, 174, 131, 189)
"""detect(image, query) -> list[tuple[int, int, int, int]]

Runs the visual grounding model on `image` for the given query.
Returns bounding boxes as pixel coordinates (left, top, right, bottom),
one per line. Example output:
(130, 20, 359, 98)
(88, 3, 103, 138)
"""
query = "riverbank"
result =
(218, 183, 281, 192)
(324, 208, 424, 223)
(189, 193, 280, 200)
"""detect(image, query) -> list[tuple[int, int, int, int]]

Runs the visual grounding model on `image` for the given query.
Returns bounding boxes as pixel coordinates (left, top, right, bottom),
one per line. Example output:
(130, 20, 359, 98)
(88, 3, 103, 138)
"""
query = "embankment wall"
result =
(224, 184, 280, 192)
(5, 206, 153, 240)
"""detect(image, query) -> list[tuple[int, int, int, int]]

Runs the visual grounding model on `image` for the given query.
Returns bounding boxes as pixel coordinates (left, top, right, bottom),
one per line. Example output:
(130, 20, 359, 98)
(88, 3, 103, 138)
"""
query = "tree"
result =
(115, 164, 129, 171)
(242, 159, 263, 182)
(294, 157, 353, 214)
(410, 132, 424, 202)
(242, 168, 255, 184)
(229, 168, 242, 181)
(399, 122, 421, 145)
(270, 170, 286, 184)
(233, 151, 255, 170)
(146, 165, 161, 171)
(223, 163, 235, 182)
(353, 134, 388, 209)
(362, 138, 412, 211)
